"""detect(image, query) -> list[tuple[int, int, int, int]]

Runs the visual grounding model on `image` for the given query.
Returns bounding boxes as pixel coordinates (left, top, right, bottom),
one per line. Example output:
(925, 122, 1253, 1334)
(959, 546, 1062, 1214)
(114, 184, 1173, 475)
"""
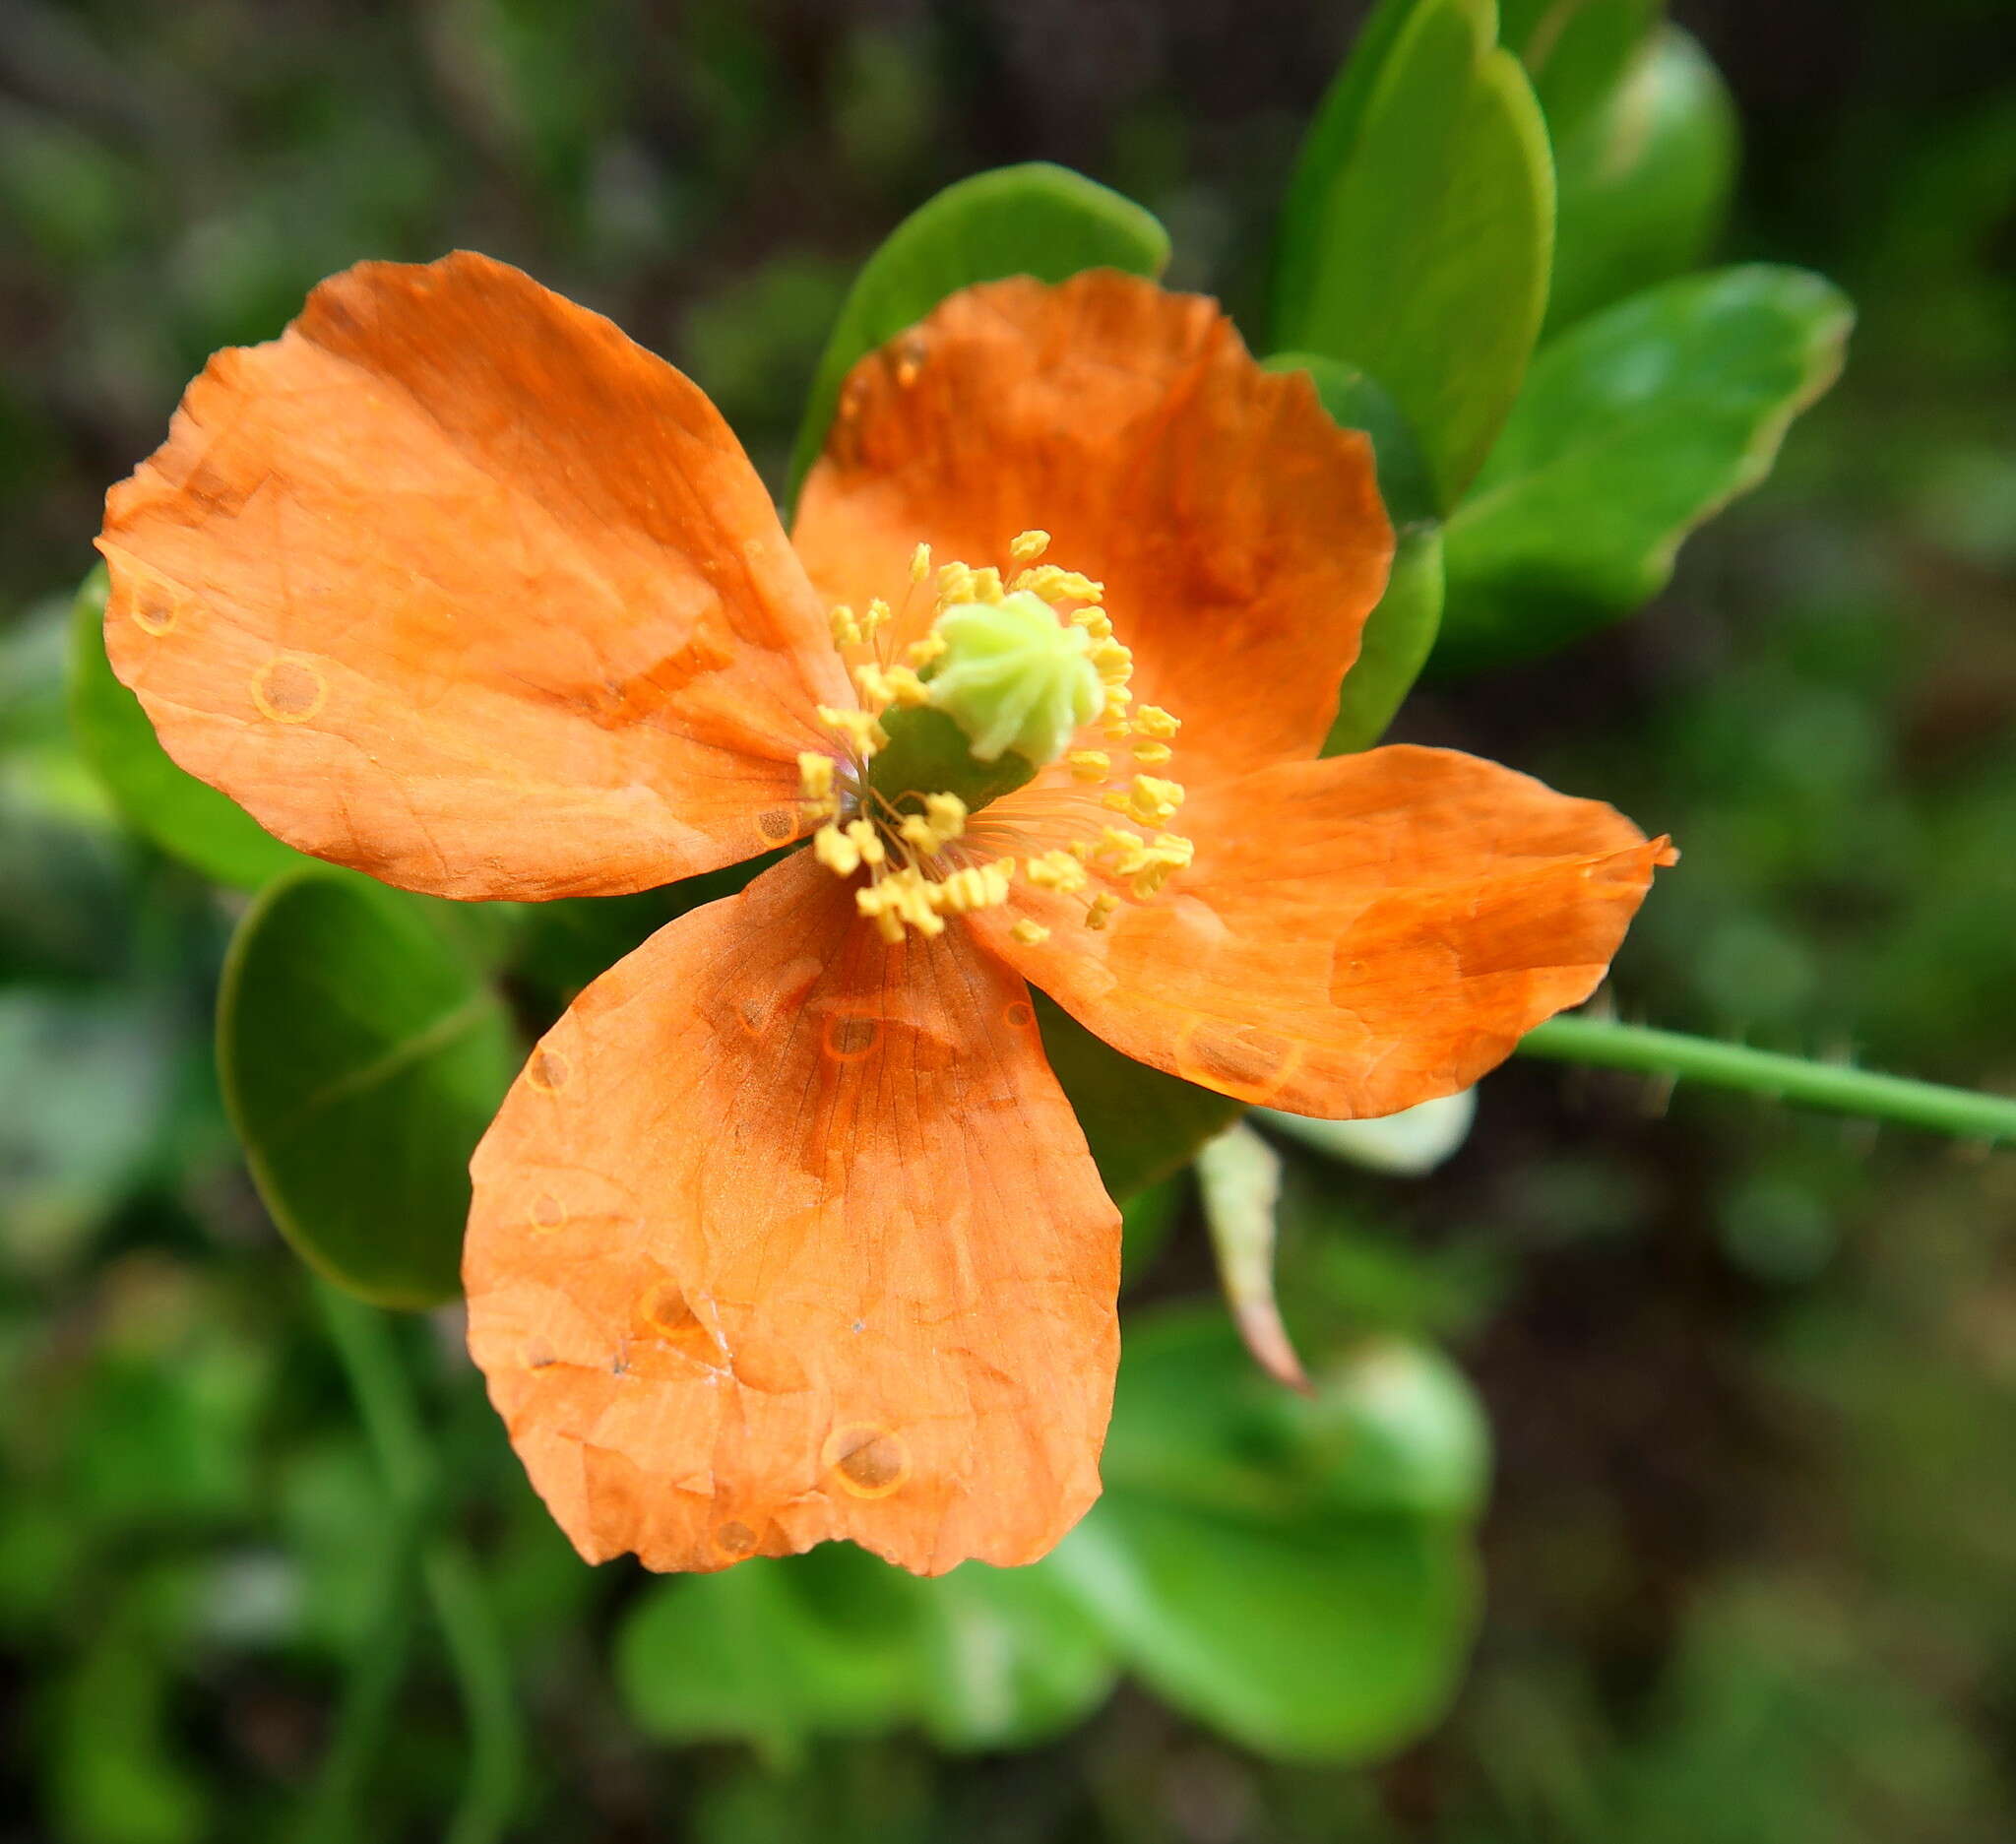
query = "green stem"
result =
(315, 1285, 523, 1843)
(1520, 1017, 2016, 1143)
(292, 1494, 425, 1844)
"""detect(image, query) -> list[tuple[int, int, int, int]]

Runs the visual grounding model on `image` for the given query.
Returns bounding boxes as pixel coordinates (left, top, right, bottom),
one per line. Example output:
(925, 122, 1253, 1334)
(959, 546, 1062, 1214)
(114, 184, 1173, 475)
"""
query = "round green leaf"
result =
(1265, 350, 1437, 527)
(67, 566, 305, 891)
(218, 870, 518, 1308)
(1270, 0, 1555, 511)
(615, 1544, 1116, 1765)
(787, 162, 1169, 504)
(615, 1553, 918, 1769)
(1501, 0, 1663, 144)
(1262, 353, 1446, 750)
(1034, 994, 1241, 1205)
(1547, 26, 1737, 335)
(1326, 527, 1446, 754)
(1436, 264, 1854, 671)
(1047, 1308, 1485, 1761)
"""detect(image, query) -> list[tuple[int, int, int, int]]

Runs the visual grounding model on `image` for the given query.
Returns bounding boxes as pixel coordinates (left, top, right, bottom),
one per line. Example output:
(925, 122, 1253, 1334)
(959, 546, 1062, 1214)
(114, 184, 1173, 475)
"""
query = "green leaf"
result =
(1271, 0, 1554, 511)
(1046, 1309, 1485, 1761)
(1328, 529, 1445, 752)
(1265, 350, 1437, 527)
(67, 566, 306, 890)
(616, 1543, 1115, 1767)
(1262, 353, 1444, 750)
(218, 870, 518, 1308)
(1268, 0, 1425, 340)
(787, 162, 1169, 503)
(1547, 26, 1736, 334)
(1436, 265, 1854, 671)
(1035, 994, 1241, 1205)
(1501, 0, 1663, 143)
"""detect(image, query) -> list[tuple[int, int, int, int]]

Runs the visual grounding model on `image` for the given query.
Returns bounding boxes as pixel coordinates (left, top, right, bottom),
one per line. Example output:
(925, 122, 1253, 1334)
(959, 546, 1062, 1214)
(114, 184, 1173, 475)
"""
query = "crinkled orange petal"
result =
(971, 746, 1674, 1118)
(96, 252, 849, 900)
(791, 271, 1393, 785)
(465, 849, 1121, 1575)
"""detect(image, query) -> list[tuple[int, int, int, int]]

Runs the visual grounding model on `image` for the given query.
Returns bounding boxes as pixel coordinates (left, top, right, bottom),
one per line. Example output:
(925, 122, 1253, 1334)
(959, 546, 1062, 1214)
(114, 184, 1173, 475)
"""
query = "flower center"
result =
(797, 532, 1194, 944)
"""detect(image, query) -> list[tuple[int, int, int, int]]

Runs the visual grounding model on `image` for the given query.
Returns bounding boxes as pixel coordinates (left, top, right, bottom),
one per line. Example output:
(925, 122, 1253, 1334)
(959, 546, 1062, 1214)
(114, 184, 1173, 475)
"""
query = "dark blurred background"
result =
(3, 2, 2014, 1839)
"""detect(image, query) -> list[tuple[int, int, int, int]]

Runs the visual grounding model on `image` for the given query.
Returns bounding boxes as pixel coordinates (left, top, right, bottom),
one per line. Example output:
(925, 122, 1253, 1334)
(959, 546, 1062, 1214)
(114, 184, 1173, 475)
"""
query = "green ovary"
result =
(927, 591, 1102, 766)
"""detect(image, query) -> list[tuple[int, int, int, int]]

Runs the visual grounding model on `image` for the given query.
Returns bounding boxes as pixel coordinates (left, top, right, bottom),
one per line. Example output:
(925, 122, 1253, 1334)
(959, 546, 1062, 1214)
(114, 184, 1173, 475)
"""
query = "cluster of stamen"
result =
(796, 531, 1193, 944)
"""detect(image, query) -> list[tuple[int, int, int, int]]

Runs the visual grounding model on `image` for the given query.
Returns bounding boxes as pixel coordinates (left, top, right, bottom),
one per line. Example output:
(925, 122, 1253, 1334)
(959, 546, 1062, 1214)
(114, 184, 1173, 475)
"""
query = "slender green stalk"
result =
(1520, 1017, 2016, 1143)
(425, 1542, 524, 1844)
(292, 1495, 425, 1844)
(315, 1284, 523, 1843)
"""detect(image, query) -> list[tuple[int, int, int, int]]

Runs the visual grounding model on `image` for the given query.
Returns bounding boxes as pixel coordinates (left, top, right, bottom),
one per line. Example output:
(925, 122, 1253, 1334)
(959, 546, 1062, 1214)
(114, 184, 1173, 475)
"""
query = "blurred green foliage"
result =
(3, 1, 2014, 1840)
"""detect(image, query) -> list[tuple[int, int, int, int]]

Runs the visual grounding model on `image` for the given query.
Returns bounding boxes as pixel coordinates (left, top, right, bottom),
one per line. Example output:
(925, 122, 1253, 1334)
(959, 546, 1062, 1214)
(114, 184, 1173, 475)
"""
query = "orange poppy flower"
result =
(96, 252, 1670, 1576)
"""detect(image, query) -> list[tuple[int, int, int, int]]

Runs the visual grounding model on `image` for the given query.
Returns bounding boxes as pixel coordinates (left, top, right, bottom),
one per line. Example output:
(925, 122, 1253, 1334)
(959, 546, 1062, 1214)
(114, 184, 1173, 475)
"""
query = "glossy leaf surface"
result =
(1502, 0, 1662, 142)
(1437, 265, 1854, 671)
(1271, 0, 1554, 510)
(1035, 995, 1242, 1205)
(1547, 26, 1737, 334)
(67, 567, 302, 891)
(219, 870, 517, 1308)
(787, 162, 1169, 502)
(1047, 1308, 1486, 1761)
(616, 1542, 1115, 1766)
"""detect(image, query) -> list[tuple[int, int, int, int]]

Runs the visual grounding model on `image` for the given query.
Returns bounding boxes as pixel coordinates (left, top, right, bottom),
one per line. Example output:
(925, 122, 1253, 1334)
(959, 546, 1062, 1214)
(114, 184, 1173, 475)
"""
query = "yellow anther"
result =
(910, 542, 932, 585)
(853, 663, 894, 705)
(884, 665, 929, 708)
(797, 752, 835, 802)
(1096, 826, 1148, 869)
(818, 705, 888, 756)
(897, 791, 967, 857)
(1009, 531, 1050, 564)
(1103, 775, 1184, 826)
(1131, 740, 1172, 765)
(1067, 749, 1110, 783)
(924, 792, 967, 839)
(906, 633, 948, 668)
(1015, 564, 1102, 605)
(1011, 919, 1050, 946)
(1070, 607, 1114, 640)
(936, 562, 976, 605)
(1129, 832, 1194, 900)
(830, 604, 862, 646)
(813, 823, 860, 877)
(1134, 705, 1180, 738)
(863, 597, 892, 635)
(845, 818, 886, 866)
(1027, 850, 1088, 894)
(1086, 893, 1118, 930)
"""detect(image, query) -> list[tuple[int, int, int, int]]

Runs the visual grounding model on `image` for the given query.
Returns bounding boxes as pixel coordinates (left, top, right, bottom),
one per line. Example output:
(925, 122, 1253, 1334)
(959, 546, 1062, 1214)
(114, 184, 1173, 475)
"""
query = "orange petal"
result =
(97, 253, 849, 900)
(465, 849, 1120, 1575)
(791, 272, 1392, 784)
(972, 746, 1673, 1118)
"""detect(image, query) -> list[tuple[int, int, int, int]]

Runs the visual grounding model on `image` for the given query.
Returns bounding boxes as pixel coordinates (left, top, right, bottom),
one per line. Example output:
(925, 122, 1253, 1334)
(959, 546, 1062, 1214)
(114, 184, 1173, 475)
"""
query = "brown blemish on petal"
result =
(526, 1047, 571, 1094)
(756, 805, 799, 846)
(251, 654, 327, 723)
(634, 1279, 721, 1363)
(821, 1424, 911, 1499)
(821, 1014, 881, 1062)
(1175, 1020, 1301, 1103)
